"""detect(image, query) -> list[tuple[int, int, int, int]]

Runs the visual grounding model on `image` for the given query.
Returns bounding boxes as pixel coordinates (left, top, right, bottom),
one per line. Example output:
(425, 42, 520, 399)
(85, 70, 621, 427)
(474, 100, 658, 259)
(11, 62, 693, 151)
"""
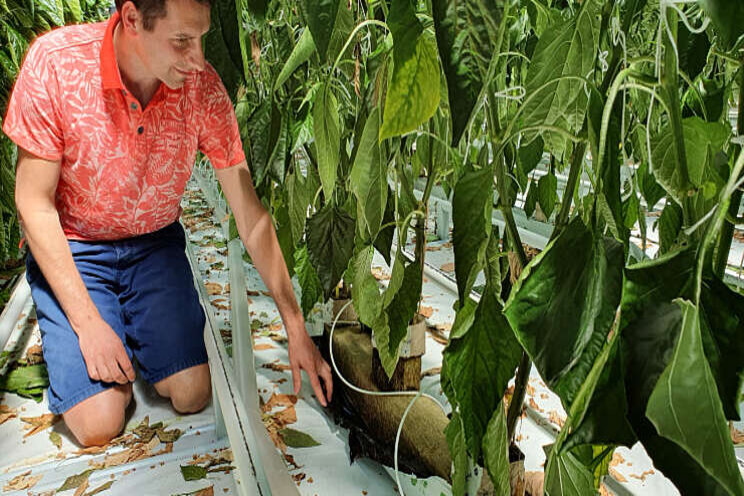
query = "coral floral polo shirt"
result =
(2, 12, 245, 240)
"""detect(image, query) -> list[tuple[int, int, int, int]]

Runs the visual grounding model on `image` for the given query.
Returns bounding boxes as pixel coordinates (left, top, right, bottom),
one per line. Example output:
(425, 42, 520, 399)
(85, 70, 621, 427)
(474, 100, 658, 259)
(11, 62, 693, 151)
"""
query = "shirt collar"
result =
(100, 11, 125, 90)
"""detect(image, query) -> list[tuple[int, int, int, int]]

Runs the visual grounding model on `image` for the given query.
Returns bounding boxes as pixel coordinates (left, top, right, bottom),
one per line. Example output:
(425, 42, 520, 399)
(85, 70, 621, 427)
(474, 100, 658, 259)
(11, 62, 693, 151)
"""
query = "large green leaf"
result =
(36, 0, 64, 26)
(349, 245, 381, 326)
(543, 444, 595, 496)
(287, 169, 309, 244)
(452, 163, 493, 305)
(326, 1, 354, 76)
(63, 0, 81, 23)
(294, 245, 323, 317)
(622, 301, 729, 495)
(445, 412, 468, 495)
(504, 217, 624, 406)
(306, 203, 355, 299)
(350, 108, 387, 241)
(274, 28, 315, 90)
(301, 0, 338, 61)
(646, 300, 744, 496)
(431, 0, 504, 145)
(482, 403, 509, 496)
(373, 187, 395, 265)
(204, 0, 244, 100)
(313, 84, 340, 200)
(700, 276, 744, 420)
(520, 0, 601, 151)
(536, 170, 557, 220)
(442, 286, 521, 459)
(658, 201, 683, 254)
(373, 258, 422, 377)
(380, 0, 440, 140)
(650, 118, 730, 206)
(697, 0, 744, 49)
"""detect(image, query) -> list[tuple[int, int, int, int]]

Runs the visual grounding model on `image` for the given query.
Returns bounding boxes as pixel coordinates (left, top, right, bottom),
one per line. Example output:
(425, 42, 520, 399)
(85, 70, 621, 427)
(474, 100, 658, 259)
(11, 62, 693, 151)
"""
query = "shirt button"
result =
(137, 126, 144, 134)
(131, 102, 138, 110)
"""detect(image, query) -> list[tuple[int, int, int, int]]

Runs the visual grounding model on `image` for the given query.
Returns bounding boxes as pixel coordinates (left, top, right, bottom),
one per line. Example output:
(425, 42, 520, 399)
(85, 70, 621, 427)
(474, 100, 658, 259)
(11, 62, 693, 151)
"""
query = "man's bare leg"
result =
(154, 364, 211, 414)
(63, 383, 133, 447)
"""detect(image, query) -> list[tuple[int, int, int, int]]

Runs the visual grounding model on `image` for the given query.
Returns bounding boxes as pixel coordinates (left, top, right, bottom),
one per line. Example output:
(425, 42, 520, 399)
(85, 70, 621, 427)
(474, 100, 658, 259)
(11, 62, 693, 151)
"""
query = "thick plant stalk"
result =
(713, 54, 744, 277)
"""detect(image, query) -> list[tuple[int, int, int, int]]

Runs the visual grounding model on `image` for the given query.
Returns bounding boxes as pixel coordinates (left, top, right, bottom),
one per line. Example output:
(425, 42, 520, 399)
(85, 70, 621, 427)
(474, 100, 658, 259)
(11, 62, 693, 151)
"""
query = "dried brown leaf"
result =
(3, 470, 42, 491)
(21, 413, 59, 437)
(440, 262, 455, 272)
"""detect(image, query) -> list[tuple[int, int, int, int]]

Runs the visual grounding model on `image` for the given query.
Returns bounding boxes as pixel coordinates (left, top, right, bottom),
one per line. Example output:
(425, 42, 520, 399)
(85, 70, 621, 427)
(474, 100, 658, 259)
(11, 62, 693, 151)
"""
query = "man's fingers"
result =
(87, 364, 100, 382)
(292, 365, 302, 395)
(320, 363, 333, 402)
(118, 353, 136, 382)
(308, 373, 327, 407)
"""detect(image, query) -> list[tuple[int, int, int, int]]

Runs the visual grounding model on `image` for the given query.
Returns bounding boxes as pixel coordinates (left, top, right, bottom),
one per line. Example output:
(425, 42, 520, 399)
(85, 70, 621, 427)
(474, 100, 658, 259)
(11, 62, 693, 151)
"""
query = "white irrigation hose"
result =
(327, 299, 448, 495)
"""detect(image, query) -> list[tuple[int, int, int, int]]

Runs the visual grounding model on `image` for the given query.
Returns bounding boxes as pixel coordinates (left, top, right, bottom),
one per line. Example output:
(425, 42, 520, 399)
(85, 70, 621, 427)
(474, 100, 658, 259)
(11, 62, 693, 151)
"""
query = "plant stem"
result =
(713, 57, 744, 278)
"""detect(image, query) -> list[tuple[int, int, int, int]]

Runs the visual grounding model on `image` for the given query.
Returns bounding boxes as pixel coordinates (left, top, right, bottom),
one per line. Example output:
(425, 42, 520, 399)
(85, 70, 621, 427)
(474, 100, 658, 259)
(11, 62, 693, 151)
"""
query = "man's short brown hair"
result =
(115, 0, 212, 31)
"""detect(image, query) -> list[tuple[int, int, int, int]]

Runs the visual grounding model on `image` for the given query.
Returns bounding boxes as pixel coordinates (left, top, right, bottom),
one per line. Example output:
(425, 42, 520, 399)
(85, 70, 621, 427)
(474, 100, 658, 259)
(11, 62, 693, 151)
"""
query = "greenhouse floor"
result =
(2, 171, 743, 495)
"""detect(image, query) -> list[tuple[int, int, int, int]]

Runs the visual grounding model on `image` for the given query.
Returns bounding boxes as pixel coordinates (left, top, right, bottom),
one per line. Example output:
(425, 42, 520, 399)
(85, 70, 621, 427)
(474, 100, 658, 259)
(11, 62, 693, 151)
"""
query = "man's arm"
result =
(15, 147, 135, 384)
(215, 160, 332, 406)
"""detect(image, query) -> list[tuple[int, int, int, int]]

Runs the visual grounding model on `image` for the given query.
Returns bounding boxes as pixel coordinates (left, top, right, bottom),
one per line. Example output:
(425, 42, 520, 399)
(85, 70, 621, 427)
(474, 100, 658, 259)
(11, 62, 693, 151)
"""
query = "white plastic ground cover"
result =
(0, 277, 238, 496)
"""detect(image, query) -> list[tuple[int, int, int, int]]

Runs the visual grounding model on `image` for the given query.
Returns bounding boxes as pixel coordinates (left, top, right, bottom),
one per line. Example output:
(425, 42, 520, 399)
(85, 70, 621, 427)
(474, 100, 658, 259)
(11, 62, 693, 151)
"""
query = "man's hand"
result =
(288, 330, 333, 407)
(77, 317, 135, 384)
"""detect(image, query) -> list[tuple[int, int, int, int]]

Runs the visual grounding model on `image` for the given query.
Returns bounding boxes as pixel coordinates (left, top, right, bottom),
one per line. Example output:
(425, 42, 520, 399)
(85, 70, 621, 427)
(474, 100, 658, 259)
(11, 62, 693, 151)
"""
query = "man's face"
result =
(135, 0, 211, 89)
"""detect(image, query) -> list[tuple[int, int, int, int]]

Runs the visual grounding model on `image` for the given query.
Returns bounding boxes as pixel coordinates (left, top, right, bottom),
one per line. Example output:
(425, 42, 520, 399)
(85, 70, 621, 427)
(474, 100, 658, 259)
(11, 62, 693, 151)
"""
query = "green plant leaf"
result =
(36, 0, 64, 26)
(326, 1, 354, 76)
(350, 245, 381, 326)
(445, 412, 468, 495)
(313, 83, 340, 200)
(504, 218, 624, 406)
(350, 108, 387, 240)
(374, 258, 422, 377)
(543, 444, 595, 496)
(373, 187, 395, 265)
(536, 170, 557, 220)
(287, 169, 309, 244)
(380, 0, 440, 140)
(658, 200, 683, 254)
(452, 163, 493, 305)
(280, 427, 321, 447)
(636, 157, 665, 210)
(700, 276, 744, 420)
(204, 0, 244, 100)
(442, 286, 521, 459)
(301, 0, 338, 60)
(306, 204, 355, 299)
(63, 0, 81, 22)
(432, 0, 504, 145)
(180, 465, 208, 481)
(646, 300, 744, 496)
(516, 136, 544, 191)
(697, 0, 744, 49)
(524, 180, 538, 218)
(520, 0, 601, 152)
(482, 403, 509, 496)
(275, 28, 315, 90)
(245, 0, 268, 21)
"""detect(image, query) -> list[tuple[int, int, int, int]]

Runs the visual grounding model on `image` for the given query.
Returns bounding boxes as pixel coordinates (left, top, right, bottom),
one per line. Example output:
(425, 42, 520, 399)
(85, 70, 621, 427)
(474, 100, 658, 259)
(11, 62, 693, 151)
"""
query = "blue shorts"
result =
(26, 222, 207, 414)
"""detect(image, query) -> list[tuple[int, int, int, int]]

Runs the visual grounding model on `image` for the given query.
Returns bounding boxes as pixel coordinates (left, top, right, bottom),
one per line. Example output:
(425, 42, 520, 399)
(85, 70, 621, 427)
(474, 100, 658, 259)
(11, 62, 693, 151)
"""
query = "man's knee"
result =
(64, 384, 131, 447)
(155, 364, 211, 414)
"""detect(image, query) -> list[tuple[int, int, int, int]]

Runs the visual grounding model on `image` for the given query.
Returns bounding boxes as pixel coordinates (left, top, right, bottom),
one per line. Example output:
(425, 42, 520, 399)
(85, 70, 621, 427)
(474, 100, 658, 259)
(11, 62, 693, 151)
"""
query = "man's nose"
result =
(188, 42, 205, 72)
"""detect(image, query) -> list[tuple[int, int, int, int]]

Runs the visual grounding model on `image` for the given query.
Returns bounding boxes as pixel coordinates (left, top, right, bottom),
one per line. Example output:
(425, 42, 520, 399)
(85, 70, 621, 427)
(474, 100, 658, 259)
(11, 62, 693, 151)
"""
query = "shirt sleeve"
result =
(2, 37, 65, 161)
(197, 63, 246, 170)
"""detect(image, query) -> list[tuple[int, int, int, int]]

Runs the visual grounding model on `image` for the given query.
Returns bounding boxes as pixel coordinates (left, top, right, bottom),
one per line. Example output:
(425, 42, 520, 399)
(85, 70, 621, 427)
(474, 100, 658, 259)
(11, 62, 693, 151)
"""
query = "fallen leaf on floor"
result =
(371, 267, 391, 281)
(85, 480, 114, 496)
(280, 428, 321, 448)
(421, 367, 441, 378)
(211, 300, 230, 311)
(247, 290, 260, 296)
(419, 306, 434, 318)
(205, 282, 223, 295)
(0, 363, 49, 402)
(253, 343, 276, 351)
(75, 446, 107, 456)
(274, 405, 297, 426)
(194, 487, 214, 496)
(426, 326, 448, 345)
(73, 478, 90, 496)
(261, 393, 298, 413)
(629, 469, 655, 481)
(610, 452, 625, 466)
(269, 333, 288, 344)
(49, 430, 62, 450)
(261, 360, 291, 372)
(440, 262, 455, 272)
(548, 411, 565, 428)
(3, 470, 42, 491)
(25, 345, 44, 365)
(609, 467, 627, 483)
(292, 472, 306, 484)
(528, 398, 544, 414)
(181, 465, 208, 481)
(425, 245, 442, 252)
(0, 404, 17, 425)
(157, 427, 182, 443)
(261, 290, 271, 297)
(21, 413, 59, 437)
(58, 469, 95, 492)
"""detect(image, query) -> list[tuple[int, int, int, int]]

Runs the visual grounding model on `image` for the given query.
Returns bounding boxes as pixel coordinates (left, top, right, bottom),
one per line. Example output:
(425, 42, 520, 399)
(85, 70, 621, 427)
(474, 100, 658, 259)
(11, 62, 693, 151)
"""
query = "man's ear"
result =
(119, 1, 141, 35)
